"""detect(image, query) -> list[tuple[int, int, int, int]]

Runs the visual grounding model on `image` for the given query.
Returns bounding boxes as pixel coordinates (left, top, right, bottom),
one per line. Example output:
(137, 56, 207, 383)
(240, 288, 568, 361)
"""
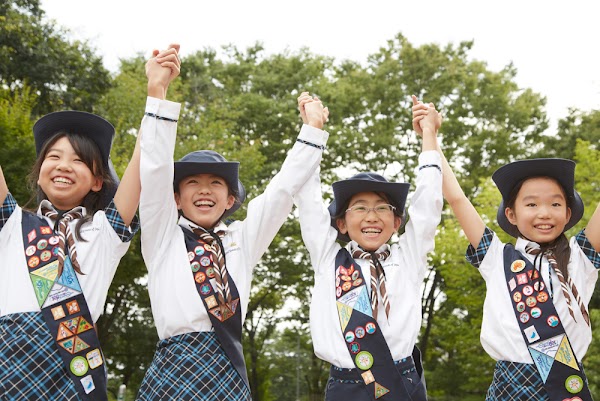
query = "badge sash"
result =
(182, 228, 249, 389)
(335, 249, 413, 400)
(22, 212, 107, 400)
(503, 245, 593, 400)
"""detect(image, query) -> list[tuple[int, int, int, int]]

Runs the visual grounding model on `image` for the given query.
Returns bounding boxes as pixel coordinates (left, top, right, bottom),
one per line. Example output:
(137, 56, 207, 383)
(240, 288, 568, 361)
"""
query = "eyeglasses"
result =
(345, 204, 396, 215)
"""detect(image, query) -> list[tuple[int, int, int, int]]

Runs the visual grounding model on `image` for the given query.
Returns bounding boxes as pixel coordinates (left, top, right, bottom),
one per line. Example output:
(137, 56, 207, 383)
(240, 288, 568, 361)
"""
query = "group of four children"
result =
(0, 44, 598, 401)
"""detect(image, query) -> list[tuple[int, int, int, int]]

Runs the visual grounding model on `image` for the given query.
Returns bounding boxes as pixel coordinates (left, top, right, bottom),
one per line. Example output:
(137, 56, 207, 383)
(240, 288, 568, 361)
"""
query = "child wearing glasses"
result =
(294, 96, 443, 401)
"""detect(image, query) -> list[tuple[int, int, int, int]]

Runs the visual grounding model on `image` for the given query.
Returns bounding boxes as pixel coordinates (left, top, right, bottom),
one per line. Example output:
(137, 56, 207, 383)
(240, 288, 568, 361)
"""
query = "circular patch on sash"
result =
(200, 284, 211, 295)
(190, 261, 201, 272)
(49, 236, 59, 245)
(565, 375, 584, 393)
(355, 351, 374, 370)
(206, 267, 216, 278)
(25, 245, 36, 256)
(513, 292, 522, 303)
(336, 276, 341, 287)
(537, 291, 549, 303)
(37, 239, 48, 250)
(204, 244, 212, 251)
(522, 285, 534, 296)
(28, 256, 40, 268)
(525, 296, 537, 308)
(200, 256, 211, 267)
(347, 264, 355, 275)
(194, 272, 206, 284)
(365, 322, 376, 334)
(531, 307, 542, 319)
(353, 279, 363, 287)
(534, 281, 545, 292)
(336, 286, 342, 297)
(350, 342, 360, 354)
(341, 275, 352, 282)
(339, 266, 348, 276)
(510, 260, 525, 273)
(519, 312, 530, 323)
(52, 246, 60, 256)
(345, 331, 355, 343)
(351, 270, 360, 281)
(70, 356, 89, 377)
(342, 281, 352, 292)
(40, 250, 52, 262)
(355, 326, 366, 339)
(187, 252, 195, 262)
(516, 302, 526, 313)
(547, 315, 560, 327)
(194, 246, 205, 256)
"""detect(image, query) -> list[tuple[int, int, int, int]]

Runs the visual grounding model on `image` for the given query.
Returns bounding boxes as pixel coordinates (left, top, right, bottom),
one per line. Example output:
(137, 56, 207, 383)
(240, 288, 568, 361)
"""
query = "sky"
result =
(41, 0, 600, 134)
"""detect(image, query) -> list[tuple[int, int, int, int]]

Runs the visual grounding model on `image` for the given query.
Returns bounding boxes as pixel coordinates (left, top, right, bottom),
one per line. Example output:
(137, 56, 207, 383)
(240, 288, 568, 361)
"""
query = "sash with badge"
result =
(503, 245, 593, 400)
(335, 249, 414, 400)
(22, 213, 107, 400)
(182, 228, 249, 388)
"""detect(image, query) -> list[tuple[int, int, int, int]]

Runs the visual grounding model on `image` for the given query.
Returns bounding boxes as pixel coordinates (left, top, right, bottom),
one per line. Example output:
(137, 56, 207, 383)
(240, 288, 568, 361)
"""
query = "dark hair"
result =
(27, 131, 115, 241)
(175, 177, 241, 221)
(334, 191, 403, 222)
(505, 176, 572, 280)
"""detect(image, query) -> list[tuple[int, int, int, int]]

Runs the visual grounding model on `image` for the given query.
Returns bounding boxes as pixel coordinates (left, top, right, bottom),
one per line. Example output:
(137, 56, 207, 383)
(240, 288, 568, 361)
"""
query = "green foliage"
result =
(541, 109, 600, 160)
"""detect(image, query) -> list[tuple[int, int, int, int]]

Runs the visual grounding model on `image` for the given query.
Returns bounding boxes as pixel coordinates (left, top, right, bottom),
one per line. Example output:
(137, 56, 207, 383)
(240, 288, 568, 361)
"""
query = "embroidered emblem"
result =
(204, 244, 212, 251)
(194, 245, 205, 255)
(40, 226, 52, 235)
(200, 284, 211, 295)
(355, 326, 366, 339)
(187, 252, 195, 261)
(77, 317, 93, 333)
(63, 317, 80, 333)
(339, 266, 348, 276)
(516, 273, 528, 285)
(342, 281, 352, 292)
(49, 236, 59, 245)
(537, 291, 549, 303)
(37, 239, 48, 250)
(534, 281, 545, 292)
(40, 250, 51, 262)
(86, 349, 103, 369)
(70, 356, 89, 377)
(66, 300, 80, 314)
(365, 322, 376, 334)
(531, 307, 542, 319)
(51, 305, 66, 320)
(355, 351, 374, 370)
(336, 286, 342, 297)
(28, 256, 40, 268)
(59, 337, 76, 353)
(517, 302, 526, 313)
(200, 256, 211, 267)
(513, 292, 522, 303)
(205, 266, 215, 278)
(30, 275, 53, 306)
(361, 370, 375, 385)
(73, 336, 91, 353)
(337, 302, 353, 332)
(565, 375, 584, 394)
(27, 229, 37, 243)
(527, 269, 540, 280)
(352, 270, 360, 281)
(523, 285, 534, 296)
(203, 295, 217, 309)
(526, 296, 537, 308)
(209, 307, 222, 321)
(524, 325, 541, 343)
(30, 261, 59, 282)
(57, 324, 75, 341)
(556, 336, 580, 371)
(194, 271, 206, 283)
(190, 261, 201, 272)
(25, 245, 36, 256)
(508, 277, 517, 292)
(80, 375, 95, 394)
(341, 275, 352, 282)
(350, 342, 360, 354)
(529, 347, 554, 383)
(345, 331, 355, 343)
(353, 278, 363, 287)
(374, 382, 390, 399)
(520, 312, 530, 323)
(511, 260, 525, 272)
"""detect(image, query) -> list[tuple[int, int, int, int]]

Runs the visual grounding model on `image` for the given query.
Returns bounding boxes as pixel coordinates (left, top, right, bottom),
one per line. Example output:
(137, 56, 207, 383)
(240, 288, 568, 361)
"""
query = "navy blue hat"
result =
(33, 110, 118, 209)
(492, 158, 584, 238)
(328, 172, 410, 242)
(174, 150, 246, 219)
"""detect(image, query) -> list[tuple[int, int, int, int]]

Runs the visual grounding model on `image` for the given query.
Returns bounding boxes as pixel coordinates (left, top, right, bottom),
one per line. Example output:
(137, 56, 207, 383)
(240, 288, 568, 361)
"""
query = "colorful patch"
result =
(341, 275, 352, 282)
(28, 256, 40, 268)
(355, 351, 374, 370)
(336, 286, 342, 298)
(556, 336, 580, 371)
(350, 342, 360, 354)
(194, 271, 206, 284)
(365, 322, 376, 334)
(229, 298, 239, 314)
(40, 226, 52, 235)
(37, 239, 48, 250)
(537, 292, 549, 303)
(40, 250, 52, 262)
(353, 278, 363, 287)
(337, 301, 353, 332)
(520, 312, 530, 323)
(204, 244, 212, 251)
(70, 356, 89, 377)
(63, 317, 80, 333)
(529, 347, 554, 383)
(209, 307, 223, 321)
(338, 287, 362, 308)
(25, 245, 36, 256)
(57, 324, 75, 341)
(345, 331, 355, 343)
(527, 269, 540, 280)
(524, 325, 541, 343)
(508, 277, 517, 292)
(526, 296, 537, 308)
(200, 256, 211, 267)
(49, 236, 59, 245)
(205, 295, 218, 309)
(59, 337, 76, 353)
(547, 315, 560, 327)
(522, 285, 534, 296)
(355, 326, 366, 339)
(534, 281, 545, 292)
(80, 375, 95, 394)
(42, 283, 81, 309)
(27, 229, 37, 243)
(190, 261, 201, 272)
(513, 292, 522, 303)
(187, 252, 195, 262)
(73, 336, 91, 353)
(29, 274, 53, 307)
(77, 317, 93, 334)
(206, 267, 215, 278)
(51, 305, 66, 320)
(86, 349, 103, 369)
(516, 273, 528, 285)
(351, 270, 360, 281)
(531, 307, 542, 319)
(353, 287, 373, 317)
(516, 302, 526, 313)
(374, 382, 390, 399)
(194, 245, 205, 255)
(361, 370, 375, 385)
(342, 281, 352, 292)
(565, 375, 584, 394)
(511, 260, 526, 272)
(30, 261, 59, 282)
(200, 284, 211, 295)
(66, 300, 80, 314)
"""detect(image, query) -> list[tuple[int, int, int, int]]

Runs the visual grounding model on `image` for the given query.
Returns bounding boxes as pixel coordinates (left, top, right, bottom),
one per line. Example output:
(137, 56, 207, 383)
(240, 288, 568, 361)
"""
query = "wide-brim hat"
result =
(492, 158, 584, 238)
(328, 172, 410, 242)
(174, 150, 246, 219)
(33, 110, 117, 209)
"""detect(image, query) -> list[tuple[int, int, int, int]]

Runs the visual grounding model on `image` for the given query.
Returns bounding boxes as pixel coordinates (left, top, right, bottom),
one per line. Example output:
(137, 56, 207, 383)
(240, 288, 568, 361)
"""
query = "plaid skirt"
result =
(486, 361, 550, 401)
(0, 312, 81, 401)
(136, 331, 251, 401)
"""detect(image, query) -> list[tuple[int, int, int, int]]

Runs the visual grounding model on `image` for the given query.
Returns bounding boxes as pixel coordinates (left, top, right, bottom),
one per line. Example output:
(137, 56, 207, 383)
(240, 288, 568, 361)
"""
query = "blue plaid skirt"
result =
(486, 361, 549, 401)
(136, 331, 251, 401)
(0, 312, 81, 401)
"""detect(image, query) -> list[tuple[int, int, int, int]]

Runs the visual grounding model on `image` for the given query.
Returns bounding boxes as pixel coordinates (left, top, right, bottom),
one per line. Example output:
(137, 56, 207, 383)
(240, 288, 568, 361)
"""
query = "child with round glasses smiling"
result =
(294, 96, 443, 401)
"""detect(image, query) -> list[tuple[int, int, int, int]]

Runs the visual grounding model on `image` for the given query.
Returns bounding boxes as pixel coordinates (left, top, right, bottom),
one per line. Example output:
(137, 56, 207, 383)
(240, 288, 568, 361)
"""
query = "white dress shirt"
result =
(295, 151, 443, 368)
(139, 117, 329, 340)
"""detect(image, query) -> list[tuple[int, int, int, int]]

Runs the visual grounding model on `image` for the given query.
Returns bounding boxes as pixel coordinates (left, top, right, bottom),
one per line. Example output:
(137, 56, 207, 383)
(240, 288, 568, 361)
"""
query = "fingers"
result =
(323, 107, 330, 123)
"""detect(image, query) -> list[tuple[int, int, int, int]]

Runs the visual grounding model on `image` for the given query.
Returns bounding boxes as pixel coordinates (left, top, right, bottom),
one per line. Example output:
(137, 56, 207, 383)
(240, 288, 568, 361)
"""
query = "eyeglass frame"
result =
(345, 204, 397, 215)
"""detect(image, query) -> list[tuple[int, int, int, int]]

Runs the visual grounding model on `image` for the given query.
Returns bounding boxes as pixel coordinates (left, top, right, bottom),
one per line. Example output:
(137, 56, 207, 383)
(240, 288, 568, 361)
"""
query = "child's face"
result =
(505, 177, 572, 244)
(175, 173, 235, 229)
(38, 136, 103, 210)
(336, 191, 401, 251)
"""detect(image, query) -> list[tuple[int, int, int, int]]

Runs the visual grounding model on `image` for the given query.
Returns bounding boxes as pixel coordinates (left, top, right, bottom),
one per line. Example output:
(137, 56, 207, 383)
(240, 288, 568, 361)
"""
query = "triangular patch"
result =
(56, 258, 82, 292)
(353, 286, 372, 317)
(528, 348, 554, 383)
(73, 336, 90, 353)
(529, 334, 563, 359)
(221, 304, 234, 321)
(30, 260, 59, 282)
(63, 317, 81, 334)
(57, 324, 75, 341)
(338, 287, 362, 308)
(209, 307, 223, 322)
(42, 282, 81, 309)
(29, 274, 54, 307)
(336, 301, 353, 332)
(555, 335, 580, 371)
(374, 382, 390, 399)
(229, 298, 240, 315)
(77, 317, 93, 334)
(58, 337, 76, 354)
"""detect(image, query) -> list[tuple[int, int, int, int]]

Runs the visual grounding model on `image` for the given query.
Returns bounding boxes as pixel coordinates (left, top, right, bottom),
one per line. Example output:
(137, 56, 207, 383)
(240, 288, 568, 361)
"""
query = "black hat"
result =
(33, 111, 118, 209)
(328, 172, 410, 242)
(492, 158, 584, 238)
(174, 150, 246, 219)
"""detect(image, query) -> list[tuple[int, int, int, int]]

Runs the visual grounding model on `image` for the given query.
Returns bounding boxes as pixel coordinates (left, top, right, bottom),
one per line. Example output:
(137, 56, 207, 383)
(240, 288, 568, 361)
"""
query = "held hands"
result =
(411, 95, 442, 138)
(298, 91, 329, 130)
(146, 44, 181, 100)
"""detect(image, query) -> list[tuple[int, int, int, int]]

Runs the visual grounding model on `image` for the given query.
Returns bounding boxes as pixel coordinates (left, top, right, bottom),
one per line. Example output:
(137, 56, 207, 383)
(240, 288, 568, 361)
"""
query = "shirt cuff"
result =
(145, 96, 181, 121)
(298, 124, 329, 148)
(465, 227, 495, 268)
(104, 200, 140, 242)
(575, 229, 600, 269)
(417, 150, 442, 167)
(1, 192, 17, 230)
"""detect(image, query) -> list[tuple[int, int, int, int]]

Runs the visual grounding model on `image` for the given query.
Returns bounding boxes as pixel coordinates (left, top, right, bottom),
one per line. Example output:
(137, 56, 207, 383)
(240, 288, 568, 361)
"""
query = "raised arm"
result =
(0, 165, 7, 205)
(412, 95, 485, 248)
(113, 44, 181, 226)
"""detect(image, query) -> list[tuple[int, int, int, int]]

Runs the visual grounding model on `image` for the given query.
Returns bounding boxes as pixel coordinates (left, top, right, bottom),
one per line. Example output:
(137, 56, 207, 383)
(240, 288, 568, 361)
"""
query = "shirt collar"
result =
(37, 199, 87, 218)
(348, 240, 391, 255)
(178, 215, 228, 235)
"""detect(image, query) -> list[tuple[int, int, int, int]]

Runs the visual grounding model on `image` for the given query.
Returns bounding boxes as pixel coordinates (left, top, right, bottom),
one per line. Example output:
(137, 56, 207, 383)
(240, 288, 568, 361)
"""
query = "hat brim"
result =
(492, 158, 584, 237)
(33, 111, 114, 167)
(173, 161, 246, 218)
(329, 179, 410, 242)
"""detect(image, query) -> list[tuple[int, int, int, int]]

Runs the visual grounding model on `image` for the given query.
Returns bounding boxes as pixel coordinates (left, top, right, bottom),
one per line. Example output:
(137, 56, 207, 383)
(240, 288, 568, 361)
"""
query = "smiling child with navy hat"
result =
(294, 96, 443, 401)
(427, 96, 600, 398)
(136, 92, 329, 400)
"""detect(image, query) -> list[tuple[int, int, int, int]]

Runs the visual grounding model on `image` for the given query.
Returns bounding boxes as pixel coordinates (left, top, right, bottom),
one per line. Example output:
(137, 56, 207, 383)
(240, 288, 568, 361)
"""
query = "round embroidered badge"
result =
(355, 351, 374, 370)
(510, 260, 525, 273)
(70, 356, 89, 377)
(565, 375, 583, 393)
(365, 322, 376, 334)
(355, 326, 366, 339)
